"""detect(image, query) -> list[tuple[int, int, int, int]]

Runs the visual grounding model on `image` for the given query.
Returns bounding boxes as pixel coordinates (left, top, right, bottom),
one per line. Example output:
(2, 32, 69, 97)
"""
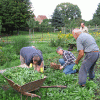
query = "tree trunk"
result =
(33, 28, 34, 34)
(6, 34, 8, 43)
(42, 32, 43, 41)
(29, 28, 31, 35)
(0, 25, 2, 34)
(89, 25, 90, 30)
(54, 27, 55, 33)
(17, 28, 19, 35)
(33, 28, 34, 40)
(10, 26, 13, 35)
(96, 24, 97, 29)
(64, 27, 66, 34)
(70, 29, 71, 34)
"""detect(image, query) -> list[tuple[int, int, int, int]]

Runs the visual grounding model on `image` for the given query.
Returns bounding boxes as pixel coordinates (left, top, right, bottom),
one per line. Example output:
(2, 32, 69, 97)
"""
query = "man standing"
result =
(80, 23, 88, 33)
(56, 47, 77, 74)
(20, 46, 44, 72)
(72, 29, 99, 87)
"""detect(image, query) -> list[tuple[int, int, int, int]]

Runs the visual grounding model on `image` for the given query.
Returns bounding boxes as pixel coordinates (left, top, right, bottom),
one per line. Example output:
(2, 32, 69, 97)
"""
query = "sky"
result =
(30, 0, 100, 21)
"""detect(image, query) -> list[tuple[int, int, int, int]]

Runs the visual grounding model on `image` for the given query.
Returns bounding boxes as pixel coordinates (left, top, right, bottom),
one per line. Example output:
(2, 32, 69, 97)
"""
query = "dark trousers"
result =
(79, 52, 99, 85)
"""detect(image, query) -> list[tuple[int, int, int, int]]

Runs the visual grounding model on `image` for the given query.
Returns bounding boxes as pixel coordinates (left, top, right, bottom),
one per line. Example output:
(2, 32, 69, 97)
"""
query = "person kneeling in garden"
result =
(20, 46, 44, 72)
(56, 47, 77, 74)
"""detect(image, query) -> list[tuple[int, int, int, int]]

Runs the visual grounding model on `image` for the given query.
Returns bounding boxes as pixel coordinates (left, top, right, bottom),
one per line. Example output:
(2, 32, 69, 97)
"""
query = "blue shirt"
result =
(20, 47, 43, 66)
(76, 33, 99, 52)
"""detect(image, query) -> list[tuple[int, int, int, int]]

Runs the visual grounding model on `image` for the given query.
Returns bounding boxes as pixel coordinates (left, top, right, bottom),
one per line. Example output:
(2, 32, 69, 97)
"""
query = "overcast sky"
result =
(30, 0, 100, 21)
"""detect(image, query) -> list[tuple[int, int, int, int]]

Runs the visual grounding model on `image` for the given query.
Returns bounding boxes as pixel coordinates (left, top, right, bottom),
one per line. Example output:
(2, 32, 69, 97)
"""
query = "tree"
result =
(75, 18, 85, 27)
(69, 19, 77, 29)
(35, 21, 39, 27)
(0, 16, 2, 34)
(0, 0, 15, 34)
(85, 20, 94, 26)
(93, 3, 100, 26)
(41, 19, 51, 27)
(0, 0, 33, 34)
(51, 8, 65, 28)
(56, 2, 81, 25)
(26, 16, 35, 35)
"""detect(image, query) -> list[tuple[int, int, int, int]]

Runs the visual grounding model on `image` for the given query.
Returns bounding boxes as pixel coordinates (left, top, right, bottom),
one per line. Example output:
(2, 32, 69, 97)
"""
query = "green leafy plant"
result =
(3, 67, 44, 86)
(50, 38, 67, 47)
(73, 61, 82, 70)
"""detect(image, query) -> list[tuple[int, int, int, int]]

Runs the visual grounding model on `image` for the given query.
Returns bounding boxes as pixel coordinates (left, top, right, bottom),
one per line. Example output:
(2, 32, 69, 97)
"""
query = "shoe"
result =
(88, 78, 93, 81)
(44, 66, 47, 70)
(80, 84, 85, 87)
(76, 69, 79, 73)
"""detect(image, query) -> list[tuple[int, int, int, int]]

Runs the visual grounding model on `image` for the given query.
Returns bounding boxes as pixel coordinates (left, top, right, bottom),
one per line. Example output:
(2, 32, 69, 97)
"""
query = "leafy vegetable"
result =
(3, 67, 44, 86)
(73, 61, 82, 70)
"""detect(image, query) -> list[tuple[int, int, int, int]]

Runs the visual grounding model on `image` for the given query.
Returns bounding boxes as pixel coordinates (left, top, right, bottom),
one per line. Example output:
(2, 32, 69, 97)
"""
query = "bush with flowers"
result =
(50, 33, 76, 47)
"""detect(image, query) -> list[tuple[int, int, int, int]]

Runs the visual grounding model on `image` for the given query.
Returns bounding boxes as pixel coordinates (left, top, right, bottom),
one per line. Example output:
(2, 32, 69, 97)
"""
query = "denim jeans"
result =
(79, 52, 99, 85)
(59, 59, 77, 75)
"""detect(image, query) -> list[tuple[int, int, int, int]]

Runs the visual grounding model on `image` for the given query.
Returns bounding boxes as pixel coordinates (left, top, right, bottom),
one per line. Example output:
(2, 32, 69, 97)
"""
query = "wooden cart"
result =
(3, 75, 67, 99)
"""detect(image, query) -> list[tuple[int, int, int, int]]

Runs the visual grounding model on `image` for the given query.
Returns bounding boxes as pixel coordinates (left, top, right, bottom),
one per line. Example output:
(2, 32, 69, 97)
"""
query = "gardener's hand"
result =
(37, 67, 40, 72)
(75, 60, 79, 64)
(35, 65, 40, 72)
(32, 46, 36, 49)
(59, 66, 63, 70)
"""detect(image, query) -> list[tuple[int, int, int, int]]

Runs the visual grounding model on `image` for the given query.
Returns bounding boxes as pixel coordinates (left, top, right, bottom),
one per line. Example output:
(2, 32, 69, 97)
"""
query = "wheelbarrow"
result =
(3, 75, 67, 99)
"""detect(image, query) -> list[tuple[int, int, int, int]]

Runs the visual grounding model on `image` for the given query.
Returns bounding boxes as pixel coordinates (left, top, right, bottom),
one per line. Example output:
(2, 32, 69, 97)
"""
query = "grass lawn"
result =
(0, 31, 100, 100)
(1, 31, 58, 42)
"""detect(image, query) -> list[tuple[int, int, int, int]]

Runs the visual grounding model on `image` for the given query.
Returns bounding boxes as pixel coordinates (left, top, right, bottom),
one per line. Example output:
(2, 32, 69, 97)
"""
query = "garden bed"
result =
(0, 32, 100, 100)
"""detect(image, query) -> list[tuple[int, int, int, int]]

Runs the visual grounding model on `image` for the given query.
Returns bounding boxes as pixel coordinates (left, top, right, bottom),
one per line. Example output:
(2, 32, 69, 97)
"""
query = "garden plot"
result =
(0, 32, 100, 100)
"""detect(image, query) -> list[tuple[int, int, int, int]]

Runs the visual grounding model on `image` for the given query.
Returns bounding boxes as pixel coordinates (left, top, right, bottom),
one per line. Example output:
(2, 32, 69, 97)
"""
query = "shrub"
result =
(0, 44, 20, 66)
(12, 35, 30, 55)
(50, 38, 66, 47)
(50, 33, 76, 47)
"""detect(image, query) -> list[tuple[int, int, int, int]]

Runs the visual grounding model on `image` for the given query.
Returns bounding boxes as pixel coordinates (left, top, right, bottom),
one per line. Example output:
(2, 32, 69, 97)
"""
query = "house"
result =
(36, 15, 47, 24)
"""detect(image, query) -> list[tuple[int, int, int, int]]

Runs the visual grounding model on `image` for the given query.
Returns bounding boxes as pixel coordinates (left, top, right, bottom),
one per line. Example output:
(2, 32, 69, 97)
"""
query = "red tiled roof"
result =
(38, 15, 47, 20)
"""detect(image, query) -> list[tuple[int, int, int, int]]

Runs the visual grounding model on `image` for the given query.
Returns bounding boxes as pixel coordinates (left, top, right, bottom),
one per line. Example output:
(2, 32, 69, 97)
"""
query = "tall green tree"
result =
(0, 0, 14, 34)
(93, 3, 100, 25)
(75, 18, 83, 27)
(41, 19, 51, 27)
(26, 16, 35, 35)
(56, 2, 81, 25)
(51, 8, 65, 28)
(0, 16, 2, 34)
(85, 20, 93, 26)
(0, 0, 33, 34)
(35, 21, 40, 27)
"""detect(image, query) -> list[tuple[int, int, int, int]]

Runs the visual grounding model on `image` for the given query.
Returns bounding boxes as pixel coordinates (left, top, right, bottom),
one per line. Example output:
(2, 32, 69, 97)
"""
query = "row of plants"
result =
(49, 31, 100, 48)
